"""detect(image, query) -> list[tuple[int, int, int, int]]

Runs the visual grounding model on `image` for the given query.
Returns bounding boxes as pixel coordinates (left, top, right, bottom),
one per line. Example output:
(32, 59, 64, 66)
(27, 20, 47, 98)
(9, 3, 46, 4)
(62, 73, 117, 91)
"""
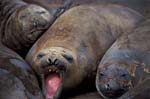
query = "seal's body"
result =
(96, 19, 150, 99)
(0, 0, 52, 56)
(0, 43, 44, 99)
(119, 77, 150, 99)
(26, 5, 143, 99)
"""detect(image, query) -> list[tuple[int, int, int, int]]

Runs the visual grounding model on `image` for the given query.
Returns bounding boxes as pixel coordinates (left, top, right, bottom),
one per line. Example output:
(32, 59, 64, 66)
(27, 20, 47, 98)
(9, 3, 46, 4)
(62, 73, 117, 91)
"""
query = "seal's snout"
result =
(35, 47, 75, 99)
(18, 4, 51, 32)
(96, 75, 126, 99)
(36, 47, 74, 71)
(104, 79, 119, 91)
(47, 56, 66, 70)
(101, 79, 126, 98)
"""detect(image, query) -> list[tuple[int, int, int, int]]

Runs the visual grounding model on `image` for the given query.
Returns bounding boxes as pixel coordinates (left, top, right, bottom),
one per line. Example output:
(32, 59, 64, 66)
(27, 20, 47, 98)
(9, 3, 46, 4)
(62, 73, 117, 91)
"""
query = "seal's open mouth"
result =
(44, 68, 63, 99)
(102, 89, 126, 99)
(45, 73, 60, 98)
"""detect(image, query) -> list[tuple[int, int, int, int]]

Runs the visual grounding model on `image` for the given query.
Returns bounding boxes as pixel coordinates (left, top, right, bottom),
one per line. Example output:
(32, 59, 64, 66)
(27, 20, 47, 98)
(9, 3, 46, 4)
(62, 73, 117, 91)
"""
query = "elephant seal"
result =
(0, 43, 44, 99)
(96, 19, 150, 99)
(0, 0, 51, 56)
(26, 5, 143, 99)
(0, 0, 72, 56)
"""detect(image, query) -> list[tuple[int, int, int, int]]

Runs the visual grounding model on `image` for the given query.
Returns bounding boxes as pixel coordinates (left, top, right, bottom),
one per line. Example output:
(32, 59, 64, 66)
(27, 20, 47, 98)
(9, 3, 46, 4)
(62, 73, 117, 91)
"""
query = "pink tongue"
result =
(45, 74, 60, 99)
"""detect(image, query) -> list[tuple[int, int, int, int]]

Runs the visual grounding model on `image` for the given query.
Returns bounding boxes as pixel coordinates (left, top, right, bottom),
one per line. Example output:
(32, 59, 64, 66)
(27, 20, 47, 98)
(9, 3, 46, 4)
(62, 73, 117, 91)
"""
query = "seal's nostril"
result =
(105, 83, 111, 91)
(107, 84, 110, 90)
(54, 59, 59, 65)
(48, 58, 52, 65)
(107, 84, 110, 87)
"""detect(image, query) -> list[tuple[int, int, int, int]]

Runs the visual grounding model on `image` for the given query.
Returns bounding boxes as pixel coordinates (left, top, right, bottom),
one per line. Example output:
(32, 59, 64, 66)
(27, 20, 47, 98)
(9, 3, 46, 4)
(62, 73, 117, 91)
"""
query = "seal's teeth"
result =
(49, 69, 51, 72)
(48, 68, 59, 73)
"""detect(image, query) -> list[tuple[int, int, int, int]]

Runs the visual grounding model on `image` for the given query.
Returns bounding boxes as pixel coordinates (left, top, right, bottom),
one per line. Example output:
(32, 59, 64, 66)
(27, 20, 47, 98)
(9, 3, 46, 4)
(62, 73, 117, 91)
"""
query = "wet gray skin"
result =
(0, 43, 44, 99)
(96, 19, 150, 99)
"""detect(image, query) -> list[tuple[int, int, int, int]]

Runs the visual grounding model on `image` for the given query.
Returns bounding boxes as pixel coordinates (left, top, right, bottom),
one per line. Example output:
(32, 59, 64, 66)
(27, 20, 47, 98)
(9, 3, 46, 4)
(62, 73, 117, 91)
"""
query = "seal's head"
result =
(28, 47, 83, 99)
(96, 62, 132, 99)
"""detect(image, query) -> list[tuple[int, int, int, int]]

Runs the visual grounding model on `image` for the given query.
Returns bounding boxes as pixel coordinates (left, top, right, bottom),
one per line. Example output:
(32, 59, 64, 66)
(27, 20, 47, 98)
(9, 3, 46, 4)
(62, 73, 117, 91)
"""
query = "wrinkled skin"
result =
(119, 77, 150, 99)
(0, 0, 73, 57)
(0, 0, 53, 56)
(0, 43, 44, 99)
(96, 19, 150, 99)
(26, 5, 143, 99)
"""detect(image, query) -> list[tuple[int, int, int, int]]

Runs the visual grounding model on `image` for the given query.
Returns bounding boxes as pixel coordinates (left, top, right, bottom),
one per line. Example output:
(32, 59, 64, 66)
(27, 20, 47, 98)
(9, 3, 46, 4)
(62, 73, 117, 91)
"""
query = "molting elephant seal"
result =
(0, 0, 51, 56)
(0, 0, 72, 56)
(96, 19, 150, 99)
(26, 5, 143, 99)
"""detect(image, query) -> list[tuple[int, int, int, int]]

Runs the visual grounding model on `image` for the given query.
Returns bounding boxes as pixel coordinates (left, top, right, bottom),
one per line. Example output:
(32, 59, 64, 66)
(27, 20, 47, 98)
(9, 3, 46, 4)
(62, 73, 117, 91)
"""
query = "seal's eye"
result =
(62, 53, 73, 63)
(37, 53, 46, 59)
(118, 70, 130, 80)
(121, 73, 127, 77)
(99, 71, 106, 77)
(100, 72, 104, 76)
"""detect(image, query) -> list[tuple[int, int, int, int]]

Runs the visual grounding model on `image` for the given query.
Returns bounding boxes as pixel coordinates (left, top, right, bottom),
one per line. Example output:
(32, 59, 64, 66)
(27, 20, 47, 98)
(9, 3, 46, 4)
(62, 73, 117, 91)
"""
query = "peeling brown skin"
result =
(119, 77, 150, 99)
(0, 0, 52, 56)
(26, 5, 143, 99)
(0, 43, 44, 99)
(96, 19, 150, 99)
